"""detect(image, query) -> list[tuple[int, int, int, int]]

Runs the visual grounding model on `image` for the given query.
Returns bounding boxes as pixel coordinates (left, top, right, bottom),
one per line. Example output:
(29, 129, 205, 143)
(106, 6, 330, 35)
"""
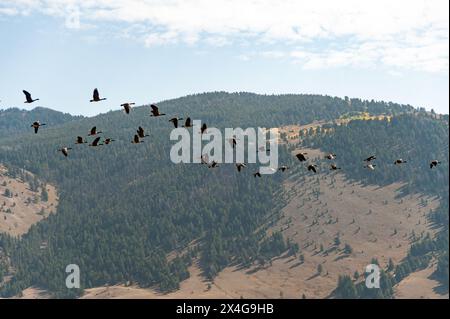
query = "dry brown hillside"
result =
(0, 165, 58, 236)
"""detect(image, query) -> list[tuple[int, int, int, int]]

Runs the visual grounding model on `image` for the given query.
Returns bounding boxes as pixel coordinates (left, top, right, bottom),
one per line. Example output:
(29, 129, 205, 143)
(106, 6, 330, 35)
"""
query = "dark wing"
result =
(93, 88, 99, 100)
(23, 90, 32, 102)
(296, 153, 306, 161)
(92, 137, 101, 146)
(134, 135, 139, 143)
(185, 117, 191, 126)
(170, 118, 178, 128)
(90, 126, 96, 135)
(150, 104, 158, 112)
(34, 126, 39, 134)
(77, 136, 83, 143)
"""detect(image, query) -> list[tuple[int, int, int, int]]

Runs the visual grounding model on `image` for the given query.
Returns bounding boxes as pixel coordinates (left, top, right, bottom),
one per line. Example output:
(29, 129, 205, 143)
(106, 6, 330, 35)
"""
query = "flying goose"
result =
(150, 104, 165, 117)
(23, 90, 39, 103)
(430, 160, 441, 169)
(90, 88, 106, 102)
(278, 166, 289, 172)
(75, 136, 87, 144)
(364, 155, 376, 162)
(326, 153, 337, 160)
(31, 121, 46, 134)
(88, 126, 102, 136)
(58, 147, 72, 157)
(137, 126, 149, 138)
(394, 159, 407, 165)
(132, 134, 143, 144)
(121, 102, 135, 114)
(307, 164, 318, 173)
(183, 117, 192, 128)
(253, 172, 262, 178)
(201, 123, 207, 135)
(330, 164, 341, 170)
(208, 160, 219, 168)
(364, 164, 376, 170)
(104, 138, 115, 145)
(89, 137, 103, 147)
(295, 152, 308, 162)
(236, 163, 246, 172)
(169, 117, 183, 128)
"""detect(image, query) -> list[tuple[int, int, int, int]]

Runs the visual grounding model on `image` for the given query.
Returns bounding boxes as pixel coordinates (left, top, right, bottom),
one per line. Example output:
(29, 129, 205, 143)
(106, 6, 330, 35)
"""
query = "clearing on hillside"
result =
(0, 165, 58, 236)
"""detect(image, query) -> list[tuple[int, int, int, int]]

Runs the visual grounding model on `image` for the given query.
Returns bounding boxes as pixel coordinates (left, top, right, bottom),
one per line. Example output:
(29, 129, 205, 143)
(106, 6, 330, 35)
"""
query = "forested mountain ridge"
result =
(0, 92, 447, 298)
(0, 107, 83, 138)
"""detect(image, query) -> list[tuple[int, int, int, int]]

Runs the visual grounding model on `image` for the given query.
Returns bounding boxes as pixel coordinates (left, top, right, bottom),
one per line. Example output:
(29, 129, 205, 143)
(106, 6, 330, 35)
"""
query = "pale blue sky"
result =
(0, 1, 448, 116)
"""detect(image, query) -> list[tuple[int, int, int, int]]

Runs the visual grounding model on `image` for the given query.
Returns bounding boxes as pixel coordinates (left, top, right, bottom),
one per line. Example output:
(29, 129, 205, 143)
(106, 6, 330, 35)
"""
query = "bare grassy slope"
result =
(394, 261, 448, 299)
(0, 165, 58, 236)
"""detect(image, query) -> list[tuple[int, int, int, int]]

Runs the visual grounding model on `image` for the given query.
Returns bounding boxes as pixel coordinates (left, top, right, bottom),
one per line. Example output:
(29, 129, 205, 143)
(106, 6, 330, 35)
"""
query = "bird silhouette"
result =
(23, 90, 39, 103)
(295, 152, 308, 162)
(208, 161, 219, 168)
(137, 126, 149, 139)
(430, 160, 441, 169)
(121, 102, 135, 114)
(58, 147, 72, 157)
(169, 117, 183, 128)
(394, 159, 407, 165)
(104, 138, 115, 145)
(364, 155, 376, 162)
(183, 117, 192, 128)
(150, 104, 165, 117)
(201, 123, 207, 135)
(88, 127, 102, 136)
(31, 121, 46, 134)
(89, 137, 103, 147)
(75, 136, 87, 144)
(132, 134, 144, 144)
(90, 88, 107, 102)
(307, 164, 318, 173)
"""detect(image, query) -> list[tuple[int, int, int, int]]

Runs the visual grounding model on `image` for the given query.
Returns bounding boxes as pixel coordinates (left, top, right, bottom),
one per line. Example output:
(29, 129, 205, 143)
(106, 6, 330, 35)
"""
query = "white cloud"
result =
(0, 7, 19, 15)
(0, 0, 448, 72)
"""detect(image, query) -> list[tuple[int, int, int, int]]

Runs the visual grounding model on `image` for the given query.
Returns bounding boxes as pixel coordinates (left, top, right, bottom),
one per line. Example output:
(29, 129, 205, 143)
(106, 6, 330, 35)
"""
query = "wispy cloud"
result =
(1, 0, 448, 72)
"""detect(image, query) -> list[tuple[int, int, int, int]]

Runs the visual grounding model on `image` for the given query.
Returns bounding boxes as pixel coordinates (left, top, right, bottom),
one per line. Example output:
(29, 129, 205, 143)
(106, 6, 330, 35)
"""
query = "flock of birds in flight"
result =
(23, 89, 443, 175)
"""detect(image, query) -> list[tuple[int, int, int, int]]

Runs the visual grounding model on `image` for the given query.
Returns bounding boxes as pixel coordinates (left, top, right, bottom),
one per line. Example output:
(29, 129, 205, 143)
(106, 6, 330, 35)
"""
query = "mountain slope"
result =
(0, 92, 447, 298)
(0, 107, 82, 138)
